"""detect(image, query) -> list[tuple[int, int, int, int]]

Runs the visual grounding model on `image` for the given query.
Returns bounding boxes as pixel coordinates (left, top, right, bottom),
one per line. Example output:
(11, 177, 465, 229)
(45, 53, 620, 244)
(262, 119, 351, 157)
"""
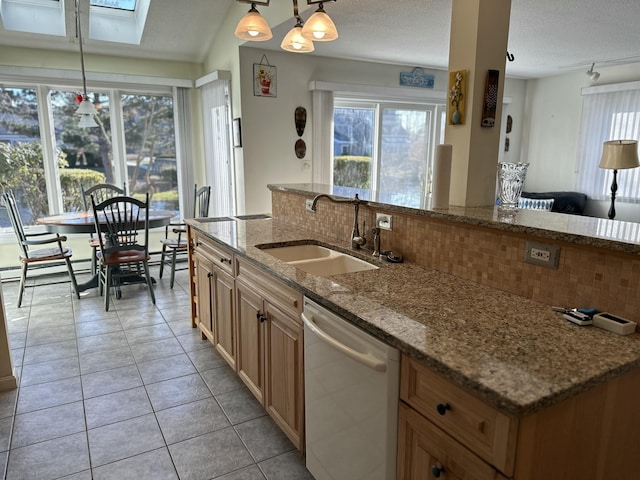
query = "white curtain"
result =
(311, 90, 334, 185)
(174, 87, 193, 216)
(200, 79, 235, 217)
(577, 88, 640, 202)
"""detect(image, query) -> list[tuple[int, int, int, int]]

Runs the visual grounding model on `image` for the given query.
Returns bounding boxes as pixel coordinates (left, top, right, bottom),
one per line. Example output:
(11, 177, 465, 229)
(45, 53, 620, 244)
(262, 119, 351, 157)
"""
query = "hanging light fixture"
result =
(234, 0, 338, 53)
(281, 2, 314, 53)
(234, 1, 273, 41)
(75, 0, 98, 127)
(587, 63, 600, 82)
(301, 3, 338, 41)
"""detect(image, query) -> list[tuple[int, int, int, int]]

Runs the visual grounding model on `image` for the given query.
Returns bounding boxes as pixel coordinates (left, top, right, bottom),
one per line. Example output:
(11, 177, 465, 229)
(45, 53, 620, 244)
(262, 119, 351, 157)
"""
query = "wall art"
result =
(481, 69, 500, 128)
(448, 69, 467, 125)
(254, 56, 276, 97)
(399, 67, 434, 89)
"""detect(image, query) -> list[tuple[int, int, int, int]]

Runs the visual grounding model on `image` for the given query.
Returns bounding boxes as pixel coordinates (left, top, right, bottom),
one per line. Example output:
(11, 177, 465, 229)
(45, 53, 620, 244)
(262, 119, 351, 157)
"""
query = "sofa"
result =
(520, 191, 587, 215)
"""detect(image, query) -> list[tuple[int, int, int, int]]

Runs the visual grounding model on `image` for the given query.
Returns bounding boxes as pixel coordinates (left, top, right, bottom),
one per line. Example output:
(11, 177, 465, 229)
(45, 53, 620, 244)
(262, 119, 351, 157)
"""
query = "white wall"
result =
(237, 46, 527, 214)
(520, 62, 640, 221)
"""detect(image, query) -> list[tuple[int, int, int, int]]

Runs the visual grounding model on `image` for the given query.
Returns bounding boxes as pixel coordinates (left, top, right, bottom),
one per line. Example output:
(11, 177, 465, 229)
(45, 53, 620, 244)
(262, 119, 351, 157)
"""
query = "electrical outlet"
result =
(305, 199, 314, 212)
(376, 213, 393, 231)
(524, 240, 560, 269)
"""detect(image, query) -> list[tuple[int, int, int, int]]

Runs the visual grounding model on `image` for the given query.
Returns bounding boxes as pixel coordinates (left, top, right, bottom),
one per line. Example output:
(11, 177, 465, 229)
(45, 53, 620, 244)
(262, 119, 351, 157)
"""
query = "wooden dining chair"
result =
(91, 193, 155, 311)
(1, 190, 80, 307)
(159, 185, 211, 288)
(80, 183, 126, 275)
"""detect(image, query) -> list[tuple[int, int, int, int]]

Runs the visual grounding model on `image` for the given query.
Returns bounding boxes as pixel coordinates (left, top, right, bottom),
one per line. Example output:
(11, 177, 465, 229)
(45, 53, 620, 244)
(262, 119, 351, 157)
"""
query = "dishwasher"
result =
(302, 297, 400, 480)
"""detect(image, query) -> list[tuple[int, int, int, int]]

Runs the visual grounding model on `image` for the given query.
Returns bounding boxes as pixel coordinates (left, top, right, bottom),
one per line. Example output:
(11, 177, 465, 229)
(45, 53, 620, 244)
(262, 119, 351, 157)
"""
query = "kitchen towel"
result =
(432, 144, 452, 209)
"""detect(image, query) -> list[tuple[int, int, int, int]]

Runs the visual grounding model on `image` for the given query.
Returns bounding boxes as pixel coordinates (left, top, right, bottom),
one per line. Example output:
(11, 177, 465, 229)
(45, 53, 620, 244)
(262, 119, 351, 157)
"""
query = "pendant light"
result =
(75, 0, 98, 127)
(234, 0, 338, 53)
(234, 2, 273, 41)
(301, 3, 338, 41)
(281, 16, 315, 53)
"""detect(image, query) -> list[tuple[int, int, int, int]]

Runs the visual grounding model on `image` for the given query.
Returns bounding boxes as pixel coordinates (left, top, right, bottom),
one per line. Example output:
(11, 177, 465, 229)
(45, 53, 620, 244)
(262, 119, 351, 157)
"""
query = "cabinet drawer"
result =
(398, 402, 499, 480)
(400, 356, 517, 475)
(236, 257, 302, 321)
(193, 234, 234, 275)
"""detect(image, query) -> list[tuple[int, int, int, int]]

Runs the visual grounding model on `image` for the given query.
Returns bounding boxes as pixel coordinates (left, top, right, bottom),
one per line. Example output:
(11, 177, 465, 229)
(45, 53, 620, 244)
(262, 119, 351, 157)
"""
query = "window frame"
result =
(332, 96, 445, 208)
(0, 68, 192, 241)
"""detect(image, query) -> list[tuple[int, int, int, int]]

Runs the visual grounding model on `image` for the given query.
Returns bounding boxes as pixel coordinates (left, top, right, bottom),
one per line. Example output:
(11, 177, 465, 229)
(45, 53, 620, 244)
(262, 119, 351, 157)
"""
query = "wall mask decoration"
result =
(295, 139, 306, 159)
(295, 106, 307, 136)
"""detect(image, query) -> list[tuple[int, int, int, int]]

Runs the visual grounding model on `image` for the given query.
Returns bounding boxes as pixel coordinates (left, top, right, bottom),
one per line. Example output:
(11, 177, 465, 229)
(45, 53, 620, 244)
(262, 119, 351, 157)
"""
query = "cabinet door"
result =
(236, 281, 265, 402)
(265, 300, 304, 450)
(213, 267, 236, 369)
(397, 403, 497, 480)
(194, 251, 214, 341)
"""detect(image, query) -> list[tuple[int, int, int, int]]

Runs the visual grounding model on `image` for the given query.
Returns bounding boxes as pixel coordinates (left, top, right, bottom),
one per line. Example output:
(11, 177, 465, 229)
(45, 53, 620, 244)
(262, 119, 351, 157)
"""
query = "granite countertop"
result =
(269, 183, 640, 254)
(187, 217, 640, 417)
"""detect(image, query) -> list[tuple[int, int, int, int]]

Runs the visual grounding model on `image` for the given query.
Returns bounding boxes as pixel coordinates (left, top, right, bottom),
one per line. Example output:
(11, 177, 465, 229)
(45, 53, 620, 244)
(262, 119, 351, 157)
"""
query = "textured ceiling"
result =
(1, 0, 639, 78)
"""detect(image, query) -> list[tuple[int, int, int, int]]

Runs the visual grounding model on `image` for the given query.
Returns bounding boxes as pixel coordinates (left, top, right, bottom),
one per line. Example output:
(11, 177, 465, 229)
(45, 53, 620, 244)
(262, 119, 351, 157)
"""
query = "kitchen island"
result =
(186, 186, 640, 479)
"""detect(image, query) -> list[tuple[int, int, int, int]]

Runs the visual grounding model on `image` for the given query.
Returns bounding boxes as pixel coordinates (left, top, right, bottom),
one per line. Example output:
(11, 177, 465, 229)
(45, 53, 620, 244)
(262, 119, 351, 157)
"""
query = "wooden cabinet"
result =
(236, 280, 265, 403)
(190, 229, 237, 368)
(264, 299, 304, 448)
(398, 402, 498, 480)
(188, 228, 304, 451)
(193, 247, 214, 339)
(398, 354, 640, 480)
(398, 355, 509, 480)
(236, 257, 304, 450)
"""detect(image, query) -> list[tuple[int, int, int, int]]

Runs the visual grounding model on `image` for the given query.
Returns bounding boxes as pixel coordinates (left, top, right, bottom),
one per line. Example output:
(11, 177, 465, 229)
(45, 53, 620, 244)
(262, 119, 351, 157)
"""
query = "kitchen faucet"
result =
(310, 193, 367, 249)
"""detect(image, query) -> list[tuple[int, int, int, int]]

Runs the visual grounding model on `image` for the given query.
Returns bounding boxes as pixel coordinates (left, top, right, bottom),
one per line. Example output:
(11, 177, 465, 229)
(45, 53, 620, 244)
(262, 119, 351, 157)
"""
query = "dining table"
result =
(37, 209, 175, 292)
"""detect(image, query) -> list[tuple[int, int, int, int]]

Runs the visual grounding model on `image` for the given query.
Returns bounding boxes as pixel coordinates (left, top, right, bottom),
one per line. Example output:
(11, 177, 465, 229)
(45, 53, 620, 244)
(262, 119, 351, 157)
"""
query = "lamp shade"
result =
(301, 6, 338, 41)
(77, 96, 98, 116)
(234, 7, 272, 41)
(281, 24, 314, 53)
(599, 140, 640, 170)
(79, 114, 98, 128)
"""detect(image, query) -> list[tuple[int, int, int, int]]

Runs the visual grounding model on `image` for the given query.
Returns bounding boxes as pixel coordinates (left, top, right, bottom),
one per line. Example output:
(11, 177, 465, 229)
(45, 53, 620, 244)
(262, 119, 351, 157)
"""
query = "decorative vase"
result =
(497, 162, 529, 209)
(451, 106, 461, 125)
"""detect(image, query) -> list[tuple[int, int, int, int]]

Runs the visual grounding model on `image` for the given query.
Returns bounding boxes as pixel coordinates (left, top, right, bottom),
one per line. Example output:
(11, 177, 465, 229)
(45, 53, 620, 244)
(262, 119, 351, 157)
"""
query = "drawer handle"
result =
(220, 257, 232, 265)
(436, 403, 451, 415)
(431, 464, 445, 478)
(256, 312, 267, 323)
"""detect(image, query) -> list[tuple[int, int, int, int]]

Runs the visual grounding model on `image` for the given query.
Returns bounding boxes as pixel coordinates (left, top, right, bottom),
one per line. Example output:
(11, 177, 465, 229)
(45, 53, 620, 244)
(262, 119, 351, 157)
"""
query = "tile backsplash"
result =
(272, 190, 640, 321)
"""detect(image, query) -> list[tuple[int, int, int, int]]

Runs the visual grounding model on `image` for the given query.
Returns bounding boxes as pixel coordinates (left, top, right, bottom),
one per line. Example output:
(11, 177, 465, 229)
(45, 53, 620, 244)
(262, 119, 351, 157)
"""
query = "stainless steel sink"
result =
(258, 243, 378, 275)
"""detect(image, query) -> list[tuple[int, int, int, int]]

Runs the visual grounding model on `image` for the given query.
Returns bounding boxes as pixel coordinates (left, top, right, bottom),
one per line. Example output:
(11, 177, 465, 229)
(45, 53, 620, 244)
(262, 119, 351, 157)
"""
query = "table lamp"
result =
(599, 140, 639, 219)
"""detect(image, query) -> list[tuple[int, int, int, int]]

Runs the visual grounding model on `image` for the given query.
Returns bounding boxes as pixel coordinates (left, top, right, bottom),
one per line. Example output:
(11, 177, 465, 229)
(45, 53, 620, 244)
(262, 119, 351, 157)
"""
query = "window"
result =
(577, 85, 640, 203)
(333, 99, 445, 208)
(0, 84, 181, 230)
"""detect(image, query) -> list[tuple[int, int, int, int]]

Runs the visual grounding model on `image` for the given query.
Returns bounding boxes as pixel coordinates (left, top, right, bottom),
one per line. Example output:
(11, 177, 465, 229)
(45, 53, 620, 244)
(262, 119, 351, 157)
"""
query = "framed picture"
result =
(254, 63, 277, 97)
(233, 118, 242, 147)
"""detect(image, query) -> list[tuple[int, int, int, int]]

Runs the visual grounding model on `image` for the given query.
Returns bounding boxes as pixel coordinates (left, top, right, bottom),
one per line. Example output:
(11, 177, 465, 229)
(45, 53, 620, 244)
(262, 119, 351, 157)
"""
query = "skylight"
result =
(0, 0, 149, 46)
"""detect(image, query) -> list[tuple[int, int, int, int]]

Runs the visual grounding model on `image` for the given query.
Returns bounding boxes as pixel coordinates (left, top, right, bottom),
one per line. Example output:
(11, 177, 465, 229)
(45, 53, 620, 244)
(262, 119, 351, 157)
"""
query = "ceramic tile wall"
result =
(272, 190, 640, 321)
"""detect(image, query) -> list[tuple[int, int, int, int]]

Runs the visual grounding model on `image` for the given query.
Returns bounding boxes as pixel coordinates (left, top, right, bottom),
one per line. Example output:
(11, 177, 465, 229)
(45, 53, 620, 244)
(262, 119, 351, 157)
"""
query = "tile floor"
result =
(0, 265, 315, 480)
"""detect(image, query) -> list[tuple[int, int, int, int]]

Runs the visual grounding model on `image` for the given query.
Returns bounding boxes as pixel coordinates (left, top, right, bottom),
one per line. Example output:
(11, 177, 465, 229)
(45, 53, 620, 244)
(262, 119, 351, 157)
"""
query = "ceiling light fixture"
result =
(587, 63, 600, 82)
(234, 0, 338, 53)
(75, 0, 98, 127)
(234, 1, 273, 41)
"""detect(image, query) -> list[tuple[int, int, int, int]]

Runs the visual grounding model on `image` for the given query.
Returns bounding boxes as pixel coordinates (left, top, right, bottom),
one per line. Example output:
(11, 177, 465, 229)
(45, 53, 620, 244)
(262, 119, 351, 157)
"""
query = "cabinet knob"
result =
(256, 312, 267, 322)
(220, 257, 231, 265)
(436, 403, 451, 415)
(207, 272, 213, 278)
(431, 464, 445, 478)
